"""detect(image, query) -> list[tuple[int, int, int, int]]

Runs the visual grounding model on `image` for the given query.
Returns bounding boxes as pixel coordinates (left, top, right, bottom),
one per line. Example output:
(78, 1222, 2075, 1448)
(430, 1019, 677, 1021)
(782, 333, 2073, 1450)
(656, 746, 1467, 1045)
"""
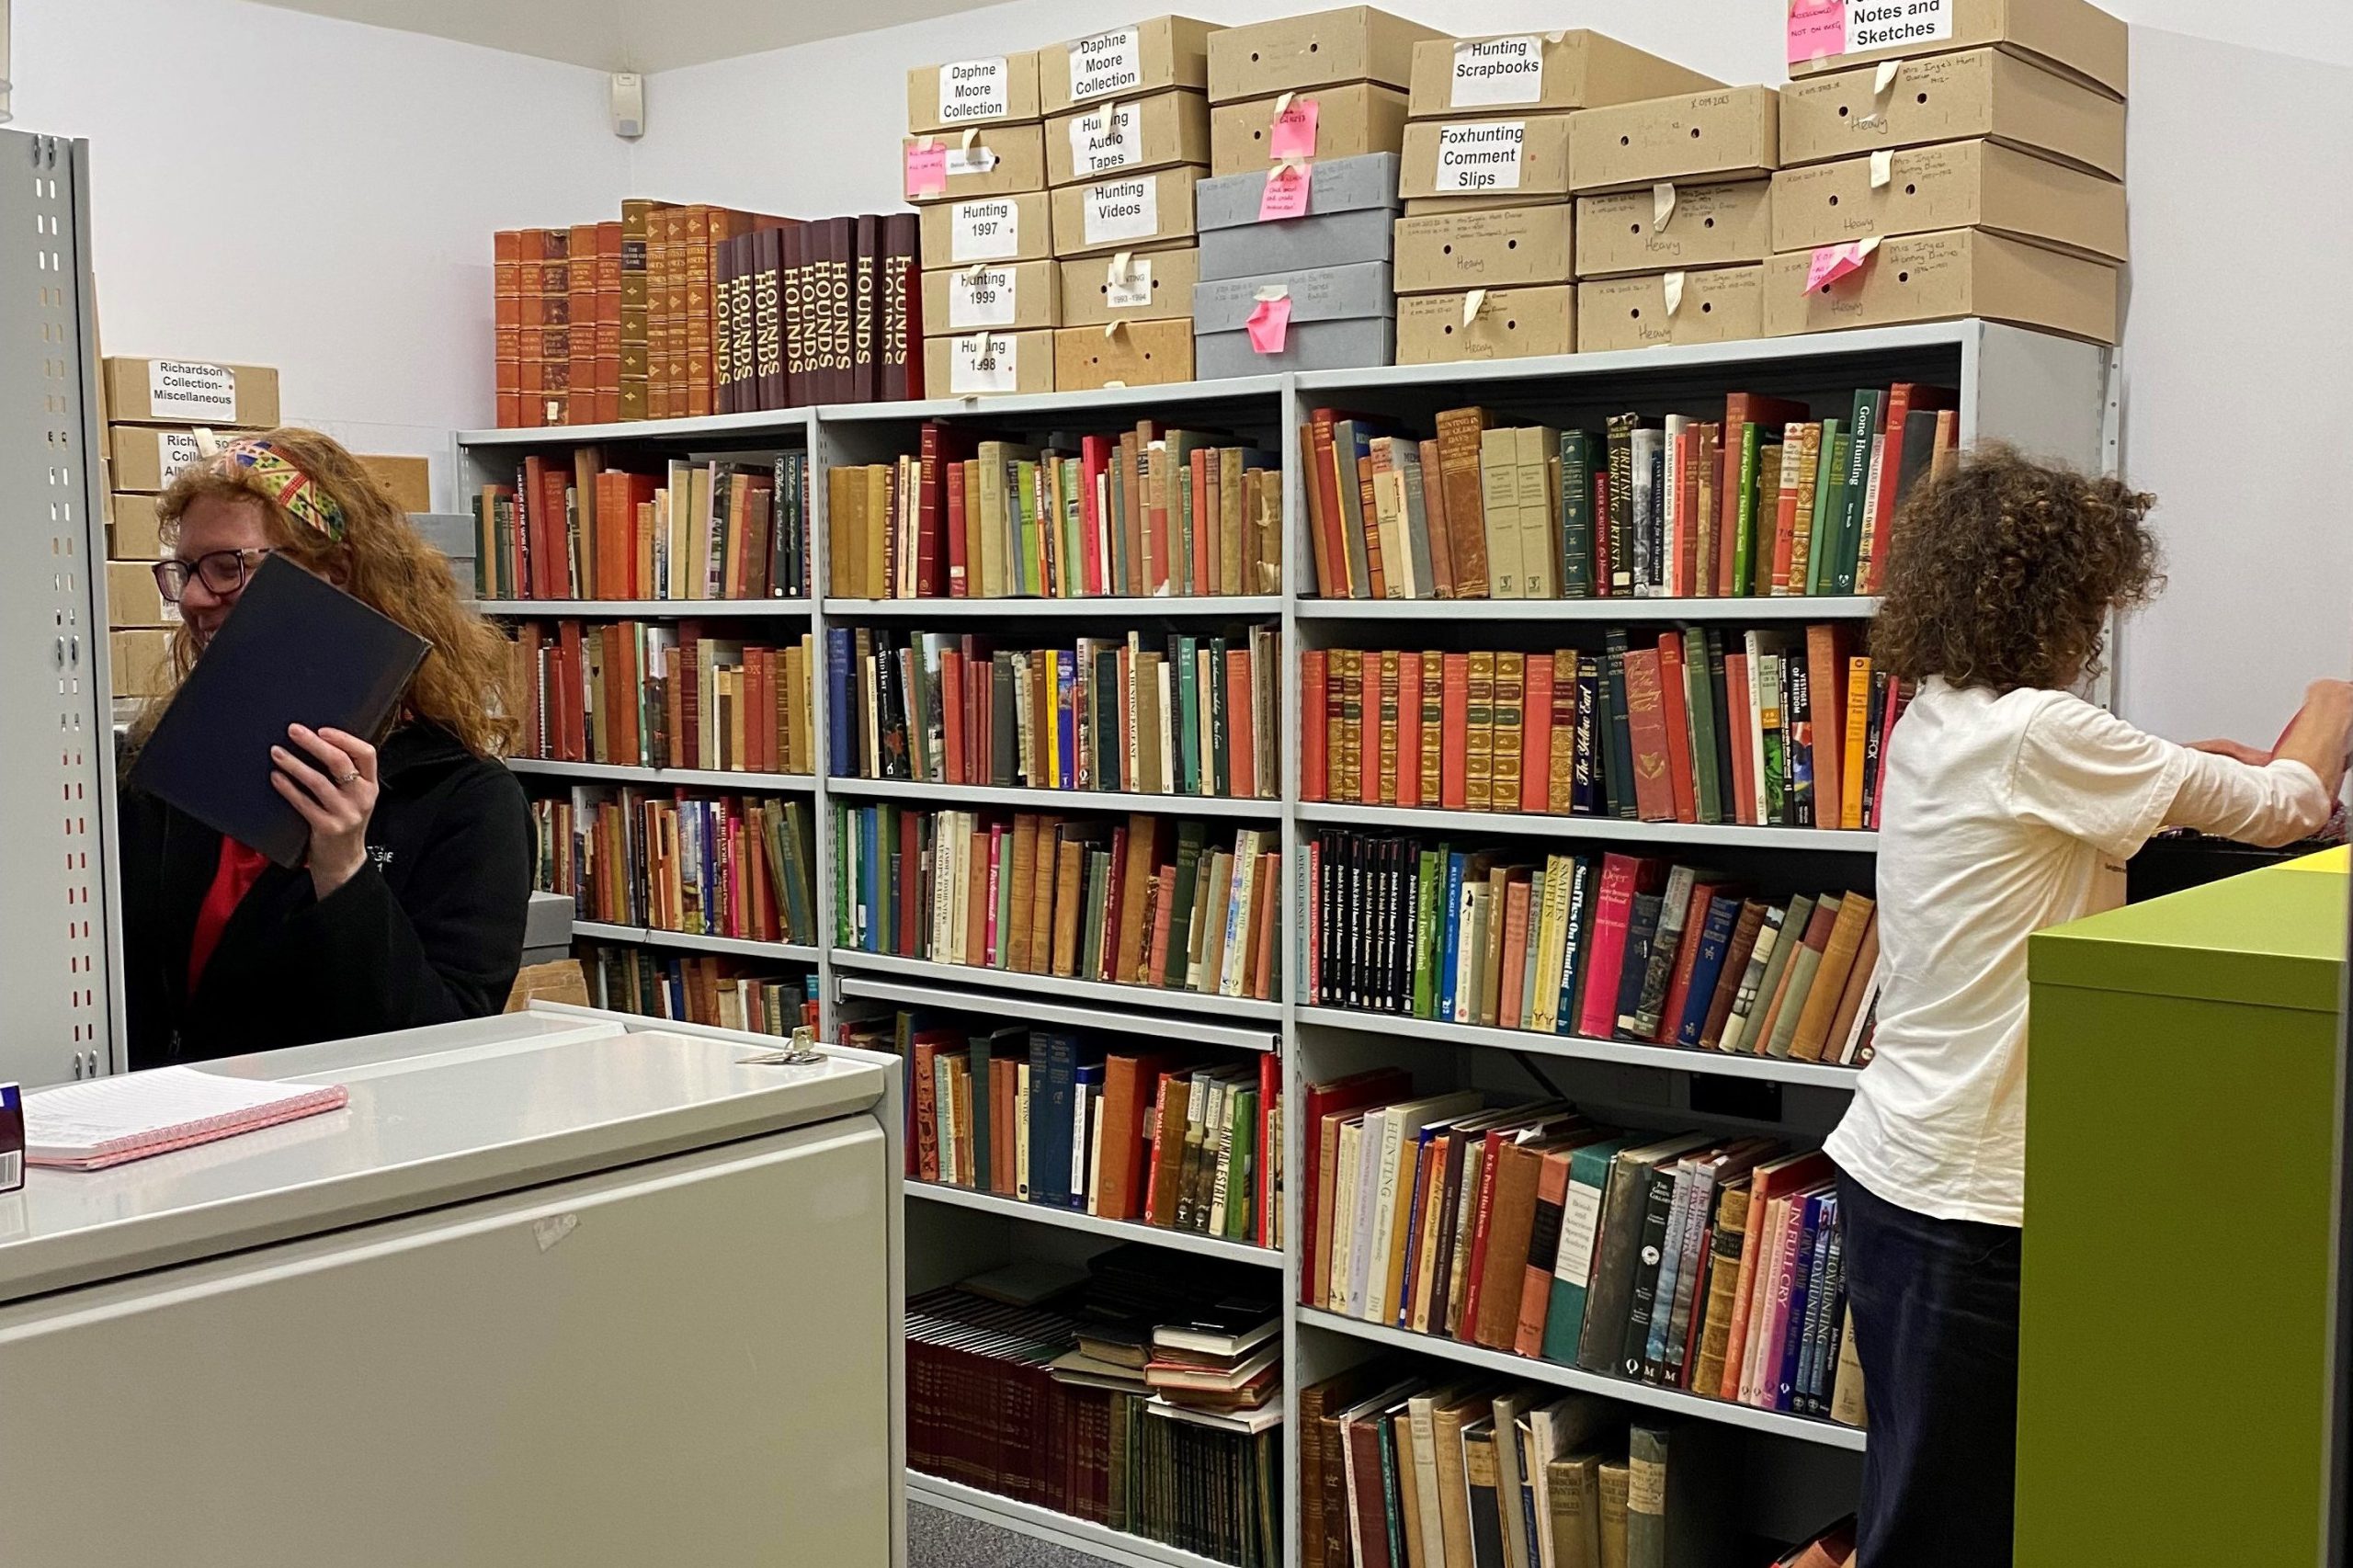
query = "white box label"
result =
(1069, 27, 1142, 102)
(1069, 102, 1142, 176)
(938, 57, 1011, 123)
(1842, 0, 1952, 54)
(1450, 36, 1543, 108)
(1104, 258, 1154, 311)
(949, 335, 1018, 395)
(1083, 176, 1159, 247)
(944, 144, 999, 177)
(1433, 120, 1524, 193)
(949, 198, 1019, 264)
(158, 428, 214, 484)
(147, 359, 236, 422)
(948, 267, 1019, 330)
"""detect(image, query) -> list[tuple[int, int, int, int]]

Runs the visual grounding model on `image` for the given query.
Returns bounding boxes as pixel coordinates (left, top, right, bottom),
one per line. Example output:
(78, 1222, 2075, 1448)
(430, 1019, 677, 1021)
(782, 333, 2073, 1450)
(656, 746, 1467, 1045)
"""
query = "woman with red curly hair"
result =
(119, 426, 531, 1067)
(1823, 445, 2351, 1566)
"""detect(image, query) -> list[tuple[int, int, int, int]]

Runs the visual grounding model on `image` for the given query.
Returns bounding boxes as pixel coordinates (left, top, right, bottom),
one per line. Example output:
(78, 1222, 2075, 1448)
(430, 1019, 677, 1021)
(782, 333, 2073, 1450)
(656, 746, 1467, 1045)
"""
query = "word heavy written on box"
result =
(1395, 284, 1576, 364)
(1776, 48, 2125, 178)
(1575, 179, 1775, 278)
(1392, 204, 1575, 295)
(1579, 265, 1766, 353)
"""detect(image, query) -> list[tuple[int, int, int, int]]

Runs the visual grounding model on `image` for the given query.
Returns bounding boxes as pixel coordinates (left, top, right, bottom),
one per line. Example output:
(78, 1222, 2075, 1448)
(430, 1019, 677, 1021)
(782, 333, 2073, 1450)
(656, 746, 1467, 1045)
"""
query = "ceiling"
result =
(246, 0, 1009, 73)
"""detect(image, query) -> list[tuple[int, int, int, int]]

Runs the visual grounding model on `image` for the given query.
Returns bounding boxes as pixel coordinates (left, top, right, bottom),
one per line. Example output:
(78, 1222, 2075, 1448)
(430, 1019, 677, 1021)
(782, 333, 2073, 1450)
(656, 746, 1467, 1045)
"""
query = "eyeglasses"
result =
(153, 548, 272, 605)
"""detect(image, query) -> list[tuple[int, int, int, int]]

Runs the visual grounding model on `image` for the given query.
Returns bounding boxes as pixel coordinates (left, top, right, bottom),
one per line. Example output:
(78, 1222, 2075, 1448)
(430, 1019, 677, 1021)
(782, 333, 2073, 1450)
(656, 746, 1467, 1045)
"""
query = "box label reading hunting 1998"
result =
(950, 199, 1019, 264)
(1070, 28, 1142, 102)
(1434, 121, 1525, 192)
(1450, 36, 1544, 108)
(147, 359, 235, 421)
(1084, 177, 1159, 246)
(938, 57, 1011, 122)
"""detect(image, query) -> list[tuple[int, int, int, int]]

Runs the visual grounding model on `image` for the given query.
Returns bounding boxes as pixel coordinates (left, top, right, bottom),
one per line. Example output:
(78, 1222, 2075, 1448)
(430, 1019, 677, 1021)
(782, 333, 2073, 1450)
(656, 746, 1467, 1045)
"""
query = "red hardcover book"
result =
(940, 653, 967, 786)
(1257, 1051, 1281, 1246)
(1578, 853, 1659, 1039)
(1768, 423, 1804, 594)
(1300, 648, 1329, 802)
(1622, 646, 1677, 824)
(944, 459, 970, 599)
(1358, 653, 1382, 808)
(1655, 883, 1722, 1044)
(1455, 1127, 1509, 1344)
(555, 619, 587, 760)
(1097, 1051, 1172, 1221)
(1396, 651, 1424, 807)
(1227, 646, 1257, 800)
(918, 421, 977, 600)
(881, 211, 921, 402)
(1077, 435, 1111, 597)
(1673, 426, 1700, 597)
(1657, 632, 1698, 824)
(1873, 677, 1913, 827)
(1440, 652, 1471, 810)
(1355, 454, 1387, 602)
(911, 1038, 942, 1180)
(778, 222, 807, 408)
(850, 214, 881, 404)
(1521, 652, 1554, 813)
(1726, 652, 1757, 826)
(1515, 1147, 1577, 1355)
(1300, 1068, 1413, 1305)
(1188, 446, 1212, 596)
(1307, 411, 1353, 598)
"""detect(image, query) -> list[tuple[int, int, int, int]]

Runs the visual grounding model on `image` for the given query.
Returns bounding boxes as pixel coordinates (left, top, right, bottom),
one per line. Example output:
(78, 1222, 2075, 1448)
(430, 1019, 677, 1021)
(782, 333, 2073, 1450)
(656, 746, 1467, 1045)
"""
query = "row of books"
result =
(512, 620, 815, 777)
(834, 806, 1281, 1003)
(1303, 628, 1912, 832)
(826, 424, 1280, 601)
(1302, 1081, 1864, 1426)
(474, 450, 812, 603)
(1310, 836, 1881, 1068)
(581, 943, 818, 1038)
(531, 789, 819, 947)
(826, 627, 1279, 800)
(713, 211, 922, 413)
(1302, 382, 1955, 603)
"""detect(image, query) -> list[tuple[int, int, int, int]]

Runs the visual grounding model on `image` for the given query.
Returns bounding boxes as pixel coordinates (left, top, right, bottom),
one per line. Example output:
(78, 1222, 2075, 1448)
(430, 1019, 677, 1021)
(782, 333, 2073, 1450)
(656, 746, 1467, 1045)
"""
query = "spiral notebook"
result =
(24, 1067, 349, 1170)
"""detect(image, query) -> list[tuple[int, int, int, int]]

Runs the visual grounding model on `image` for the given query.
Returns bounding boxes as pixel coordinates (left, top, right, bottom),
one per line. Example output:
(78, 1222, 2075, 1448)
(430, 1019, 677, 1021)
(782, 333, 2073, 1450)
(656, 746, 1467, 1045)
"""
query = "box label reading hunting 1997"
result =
(1084, 177, 1159, 246)
(1070, 27, 1142, 102)
(147, 359, 235, 421)
(1450, 36, 1544, 108)
(938, 57, 1011, 122)
(950, 199, 1019, 264)
(1434, 121, 1525, 192)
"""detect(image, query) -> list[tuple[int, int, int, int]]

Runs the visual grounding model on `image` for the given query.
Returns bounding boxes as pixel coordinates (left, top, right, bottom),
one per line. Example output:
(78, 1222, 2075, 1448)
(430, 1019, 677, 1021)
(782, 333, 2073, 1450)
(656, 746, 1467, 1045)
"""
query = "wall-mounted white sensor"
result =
(611, 72, 644, 140)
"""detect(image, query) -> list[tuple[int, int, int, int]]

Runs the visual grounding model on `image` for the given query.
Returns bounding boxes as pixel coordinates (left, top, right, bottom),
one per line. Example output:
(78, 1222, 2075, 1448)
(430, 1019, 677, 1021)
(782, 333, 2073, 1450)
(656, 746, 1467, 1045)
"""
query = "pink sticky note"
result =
(1268, 97, 1320, 162)
(1257, 162, 1313, 222)
(1245, 296, 1293, 355)
(1805, 240, 1877, 290)
(1787, 0, 1847, 64)
(904, 142, 948, 199)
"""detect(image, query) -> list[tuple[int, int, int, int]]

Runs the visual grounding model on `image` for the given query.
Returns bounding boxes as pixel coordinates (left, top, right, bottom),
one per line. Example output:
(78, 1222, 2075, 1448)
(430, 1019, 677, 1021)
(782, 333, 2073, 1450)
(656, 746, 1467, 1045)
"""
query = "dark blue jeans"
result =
(1837, 1169, 2022, 1568)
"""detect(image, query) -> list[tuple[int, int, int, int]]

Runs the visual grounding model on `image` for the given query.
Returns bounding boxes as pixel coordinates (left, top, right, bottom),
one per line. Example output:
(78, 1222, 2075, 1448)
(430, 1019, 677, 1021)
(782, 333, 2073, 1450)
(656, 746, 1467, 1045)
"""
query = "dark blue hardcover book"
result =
(1033, 1031, 1078, 1209)
(1572, 656, 1601, 816)
(1438, 851, 1469, 1022)
(1613, 891, 1662, 1040)
(825, 626, 857, 778)
(1776, 1190, 1828, 1410)
(1673, 893, 1745, 1047)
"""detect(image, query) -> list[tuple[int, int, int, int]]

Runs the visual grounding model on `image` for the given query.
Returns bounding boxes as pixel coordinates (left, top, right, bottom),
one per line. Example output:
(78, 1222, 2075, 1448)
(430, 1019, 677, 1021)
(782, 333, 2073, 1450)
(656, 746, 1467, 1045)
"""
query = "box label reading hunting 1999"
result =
(938, 57, 1011, 122)
(1084, 177, 1159, 247)
(1434, 121, 1524, 192)
(147, 359, 235, 421)
(1450, 36, 1543, 108)
(1070, 28, 1142, 102)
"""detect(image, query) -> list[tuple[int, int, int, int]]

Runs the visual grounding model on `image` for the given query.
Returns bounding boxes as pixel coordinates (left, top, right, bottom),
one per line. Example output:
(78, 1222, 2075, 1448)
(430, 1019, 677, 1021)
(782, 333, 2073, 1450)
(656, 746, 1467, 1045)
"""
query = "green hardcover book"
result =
(1604, 415, 1638, 596)
(1227, 1085, 1258, 1239)
(1207, 636, 1231, 797)
(876, 804, 900, 949)
(1834, 391, 1881, 593)
(1541, 1137, 1635, 1363)
(1686, 643, 1722, 825)
(1173, 459, 1194, 597)
(967, 1036, 993, 1187)
(1107, 453, 1129, 596)
(1082, 849, 1112, 980)
(1176, 634, 1202, 794)
(1626, 1424, 1670, 1568)
(994, 827, 1017, 969)
(1729, 422, 1763, 598)
(1378, 1400, 1411, 1567)
(1062, 458, 1086, 597)
(1413, 847, 1443, 1017)
(1163, 822, 1207, 987)
(1804, 418, 1844, 597)
(831, 803, 853, 948)
(1093, 649, 1120, 790)
(1559, 429, 1597, 598)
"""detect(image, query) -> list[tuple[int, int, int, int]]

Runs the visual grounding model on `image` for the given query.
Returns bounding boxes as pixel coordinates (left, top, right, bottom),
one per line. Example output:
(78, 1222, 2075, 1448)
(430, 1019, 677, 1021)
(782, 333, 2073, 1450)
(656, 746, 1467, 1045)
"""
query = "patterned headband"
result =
(215, 437, 347, 542)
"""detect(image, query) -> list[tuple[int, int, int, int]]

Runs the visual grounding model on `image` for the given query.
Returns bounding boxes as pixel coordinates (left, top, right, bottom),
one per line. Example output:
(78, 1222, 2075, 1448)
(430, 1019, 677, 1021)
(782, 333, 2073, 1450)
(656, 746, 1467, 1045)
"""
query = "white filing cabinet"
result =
(0, 1008, 904, 1568)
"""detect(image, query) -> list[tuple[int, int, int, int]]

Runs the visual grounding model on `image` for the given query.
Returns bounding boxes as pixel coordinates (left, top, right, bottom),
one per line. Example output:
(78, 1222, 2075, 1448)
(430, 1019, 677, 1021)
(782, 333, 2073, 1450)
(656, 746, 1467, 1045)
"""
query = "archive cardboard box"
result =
(1761, 226, 2118, 343)
(903, 124, 1049, 204)
(1040, 17, 1215, 115)
(1785, 0, 2127, 99)
(102, 358, 279, 428)
(109, 493, 165, 560)
(1206, 7, 1442, 103)
(358, 454, 432, 515)
(1054, 318, 1197, 389)
(919, 192, 1055, 269)
(1196, 153, 1401, 279)
(1194, 261, 1395, 377)
(110, 425, 244, 493)
(925, 329, 1057, 395)
(1061, 246, 1201, 325)
(908, 51, 1043, 133)
(1046, 90, 1211, 186)
(1406, 31, 1721, 119)
(1770, 140, 2126, 261)
(1392, 204, 1574, 294)
(1211, 84, 1409, 176)
(107, 560, 176, 628)
(1779, 49, 2125, 178)
(1569, 85, 1779, 192)
(1395, 285, 1575, 363)
(109, 630, 172, 699)
(1577, 265, 1765, 351)
(1051, 167, 1205, 256)
(1575, 178, 1775, 278)
(923, 259, 1063, 335)
(1399, 115, 1574, 202)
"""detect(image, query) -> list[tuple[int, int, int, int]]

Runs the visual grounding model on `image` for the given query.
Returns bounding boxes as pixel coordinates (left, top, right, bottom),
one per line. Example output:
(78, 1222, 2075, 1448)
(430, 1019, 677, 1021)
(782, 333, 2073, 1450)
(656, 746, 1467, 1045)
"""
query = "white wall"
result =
(11, 0, 630, 506)
(631, 0, 2353, 744)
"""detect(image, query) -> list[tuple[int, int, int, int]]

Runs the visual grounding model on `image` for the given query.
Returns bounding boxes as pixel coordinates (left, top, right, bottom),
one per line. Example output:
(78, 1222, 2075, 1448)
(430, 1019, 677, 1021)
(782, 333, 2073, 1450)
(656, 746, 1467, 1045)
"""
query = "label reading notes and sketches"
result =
(147, 360, 236, 421)
(1433, 121, 1525, 193)
(938, 57, 1012, 122)
(1084, 177, 1160, 247)
(949, 199, 1019, 264)
(1069, 27, 1142, 102)
(1450, 36, 1543, 108)
(948, 267, 1018, 330)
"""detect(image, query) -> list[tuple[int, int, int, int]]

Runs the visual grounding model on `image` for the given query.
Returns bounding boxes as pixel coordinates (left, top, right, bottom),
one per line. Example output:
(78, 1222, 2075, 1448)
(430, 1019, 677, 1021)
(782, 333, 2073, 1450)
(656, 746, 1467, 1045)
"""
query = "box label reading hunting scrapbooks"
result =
(1084, 177, 1159, 247)
(1788, 0, 1953, 63)
(1435, 121, 1525, 192)
(950, 199, 1020, 264)
(948, 267, 1018, 330)
(1070, 103, 1142, 175)
(938, 57, 1012, 122)
(1070, 28, 1142, 102)
(147, 360, 235, 422)
(949, 335, 1018, 395)
(1451, 37, 1544, 108)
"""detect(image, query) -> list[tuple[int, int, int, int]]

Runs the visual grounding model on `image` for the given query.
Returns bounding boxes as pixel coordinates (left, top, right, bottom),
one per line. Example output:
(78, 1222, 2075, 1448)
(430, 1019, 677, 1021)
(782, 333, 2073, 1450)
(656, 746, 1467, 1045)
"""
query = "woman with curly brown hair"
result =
(1822, 444, 2352, 1566)
(119, 426, 532, 1067)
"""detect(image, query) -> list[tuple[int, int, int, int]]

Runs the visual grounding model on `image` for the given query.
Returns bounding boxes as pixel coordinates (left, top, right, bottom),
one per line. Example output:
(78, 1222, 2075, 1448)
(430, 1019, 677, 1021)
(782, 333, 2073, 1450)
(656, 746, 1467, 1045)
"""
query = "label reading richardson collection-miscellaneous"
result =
(938, 56, 1013, 122)
(950, 198, 1020, 264)
(147, 359, 236, 421)
(1070, 103, 1142, 176)
(949, 267, 1019, 330)
(951, 334, 1018, 395)
(1434, 121, 1526, 193)
(1450, 36, 1544, 108)
(1070, 27, 1142, 102)
(1084, 177, 1160, 247)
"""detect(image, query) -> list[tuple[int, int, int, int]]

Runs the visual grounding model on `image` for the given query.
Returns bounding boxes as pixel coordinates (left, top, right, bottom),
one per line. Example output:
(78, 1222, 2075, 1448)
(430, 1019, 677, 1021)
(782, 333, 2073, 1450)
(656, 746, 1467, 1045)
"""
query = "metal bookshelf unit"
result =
(454, 319, 2111, 1568)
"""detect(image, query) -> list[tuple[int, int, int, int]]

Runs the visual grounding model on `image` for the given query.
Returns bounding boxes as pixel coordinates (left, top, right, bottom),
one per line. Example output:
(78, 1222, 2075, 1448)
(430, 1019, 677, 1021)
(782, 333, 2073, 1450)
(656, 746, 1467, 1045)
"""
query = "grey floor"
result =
(909, 1501, 1111, 1567)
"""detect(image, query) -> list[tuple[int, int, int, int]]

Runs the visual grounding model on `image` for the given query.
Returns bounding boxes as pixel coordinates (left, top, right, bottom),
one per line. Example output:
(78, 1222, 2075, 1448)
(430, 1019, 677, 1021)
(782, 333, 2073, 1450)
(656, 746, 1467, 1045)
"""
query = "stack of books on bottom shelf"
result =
(532, 790, 818, 947)
(1302, 1084, 1864, 1426)
(580, 942, 817, 1036)
(907, 1246, 1281, 1568)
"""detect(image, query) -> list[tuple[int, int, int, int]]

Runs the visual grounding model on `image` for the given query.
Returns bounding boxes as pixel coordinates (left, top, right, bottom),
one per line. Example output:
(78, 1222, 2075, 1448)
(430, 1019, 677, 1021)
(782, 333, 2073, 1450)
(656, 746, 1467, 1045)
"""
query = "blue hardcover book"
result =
(825, 627, 857, 778)
(1069, 1060, 1106, 1209)
(1673, 893, 1745, 1047)
(1437, 852, 1469, 1022)
(1795, 1193, 1842, 1413)
(1776, 1190, 1828, 1410)
(1613, 891, 1661, 1040)
(858, 808, 881, 952)
(1571, 654, 1600, 816)
(1805, 1210, 1849, 1415)
(1055, 651, 1077, 790)
(1643, 1163, 1693, 1374)
(1032, 1032, 1078, 1209)
(1555, 856, 1596, 1034)
(1176, 635, 1200, 794)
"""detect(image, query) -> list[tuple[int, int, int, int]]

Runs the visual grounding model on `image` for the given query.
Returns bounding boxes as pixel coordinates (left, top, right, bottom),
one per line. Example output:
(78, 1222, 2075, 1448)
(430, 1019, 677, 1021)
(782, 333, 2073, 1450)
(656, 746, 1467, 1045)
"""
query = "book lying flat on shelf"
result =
(25, 1067, 349, 1170)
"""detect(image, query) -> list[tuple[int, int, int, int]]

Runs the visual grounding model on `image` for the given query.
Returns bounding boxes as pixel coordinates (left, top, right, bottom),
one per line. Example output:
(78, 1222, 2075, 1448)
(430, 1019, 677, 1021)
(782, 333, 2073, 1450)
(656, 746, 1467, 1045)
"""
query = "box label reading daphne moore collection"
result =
(1069, 28, 1142, 102)
(147, 360, 235, 421)
(1084, 177, 1160, 247)
(938, 57, 1012, 122)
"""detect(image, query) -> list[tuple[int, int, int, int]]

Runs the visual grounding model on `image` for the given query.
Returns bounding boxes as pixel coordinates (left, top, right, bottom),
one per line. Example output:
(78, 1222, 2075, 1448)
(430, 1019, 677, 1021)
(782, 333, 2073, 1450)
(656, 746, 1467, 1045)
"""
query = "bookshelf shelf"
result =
(823, 596, 1282, 620)
(818, 374, 1288, 426)
(830, 949, 1281, 1022)
(458, 407, 813, 448)
(574, 920, 819, 964)
(1296, 1006, 1863, 1088)
(507, 758, 817, 791)
(838, 975, 1278, 1053)
(1294, 595, 1880, 623)
(1296, 1309, 1870, 1453)
(472, 597, 813, 619)
(909, 1180, 1281, 1269)
(828, 777, 1280, 820)
(1297, 801, 1881, 853)
(906, 1471, 1240, 1568)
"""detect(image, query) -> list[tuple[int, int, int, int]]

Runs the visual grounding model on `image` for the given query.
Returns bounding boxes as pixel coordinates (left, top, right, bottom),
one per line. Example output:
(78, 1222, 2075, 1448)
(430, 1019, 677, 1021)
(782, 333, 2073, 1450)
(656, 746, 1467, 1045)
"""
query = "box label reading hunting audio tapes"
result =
(1069, 103, 1143, 176)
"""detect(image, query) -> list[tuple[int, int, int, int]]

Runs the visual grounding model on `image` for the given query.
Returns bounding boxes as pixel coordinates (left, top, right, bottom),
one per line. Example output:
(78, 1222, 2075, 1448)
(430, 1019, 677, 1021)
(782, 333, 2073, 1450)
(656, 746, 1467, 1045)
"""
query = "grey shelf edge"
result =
(471, 598, 813, 618)
(573, 919, 819, 964)
(828, 777, 1280, 819)
(907, 1471, 1241, 1568)
(908, 1181, 1281, 1268)
(506, 758, 818, 790)
(829, 949, 1282, 1022)
(458, 407, 815, 447)
(1294, 595, 1881, 622)
(1296, 801, 1881, 853)
(1295, 1309, 1869, 1452)
(1295, 1006, 1862, 1089)
(824, 596, 1282, 619)
(837, 975, 1277, 1054)
(822, 372, 1289, 425)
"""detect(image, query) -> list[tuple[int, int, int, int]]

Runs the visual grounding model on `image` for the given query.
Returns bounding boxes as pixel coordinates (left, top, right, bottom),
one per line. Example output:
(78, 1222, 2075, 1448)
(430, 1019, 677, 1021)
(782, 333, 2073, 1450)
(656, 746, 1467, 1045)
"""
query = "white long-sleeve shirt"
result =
(1824, 678, 2329, 1226)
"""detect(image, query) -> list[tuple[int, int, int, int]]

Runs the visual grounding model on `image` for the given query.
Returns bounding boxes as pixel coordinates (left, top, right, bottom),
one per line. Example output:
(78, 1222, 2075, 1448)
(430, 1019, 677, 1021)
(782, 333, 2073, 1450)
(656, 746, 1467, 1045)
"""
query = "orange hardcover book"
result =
(1301, 649, 1329, 802)
(1473, 1141, 1546, 1350)
(1657, 632, 1698, 824)
(1805, 623, 1849, 829)
(1098, 1052, 1173, 1221)
(1497, 876, 1532, 1031)
(1514, 1147, 1577, 1356)
(1307, 414, 1350, 597)
(1434, 407, 1491, 600)
(1792, 893, 1876, 1062)
(1396, 652, 1424, 807)
(1823, 915, 1881, 1062)
(1358, 653, 1381, 807)
(1228, 646, 1258, 800)
(1373, 650, 1400, 806)
(1840, 654, 1872, 830)
(1440, 653, 1471, 811)
(1357, 455, 1389, 601)
(940, 653, 967, 786)
(1418, 437, 1456, 598)
(1251, 850, 1279, 1001)
(1521, 652, 1554, 814)
(1621, 646, 1677, 823)
(1726, 652, 1756, 825)
(1768, 423, 1806, 595)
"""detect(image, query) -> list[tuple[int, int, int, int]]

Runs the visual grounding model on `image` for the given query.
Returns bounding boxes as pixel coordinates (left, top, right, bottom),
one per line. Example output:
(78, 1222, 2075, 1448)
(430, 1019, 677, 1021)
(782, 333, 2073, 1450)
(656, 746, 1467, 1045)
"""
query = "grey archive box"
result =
(1196, 153, 1401, 280)
(1194, 262, 1396, 378)
(412, 512, 480, 597)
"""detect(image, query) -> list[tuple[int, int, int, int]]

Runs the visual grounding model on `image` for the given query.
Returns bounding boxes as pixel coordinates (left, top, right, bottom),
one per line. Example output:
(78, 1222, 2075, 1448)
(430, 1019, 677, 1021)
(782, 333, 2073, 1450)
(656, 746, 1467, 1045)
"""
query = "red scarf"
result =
(188, 836, 271, 991)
